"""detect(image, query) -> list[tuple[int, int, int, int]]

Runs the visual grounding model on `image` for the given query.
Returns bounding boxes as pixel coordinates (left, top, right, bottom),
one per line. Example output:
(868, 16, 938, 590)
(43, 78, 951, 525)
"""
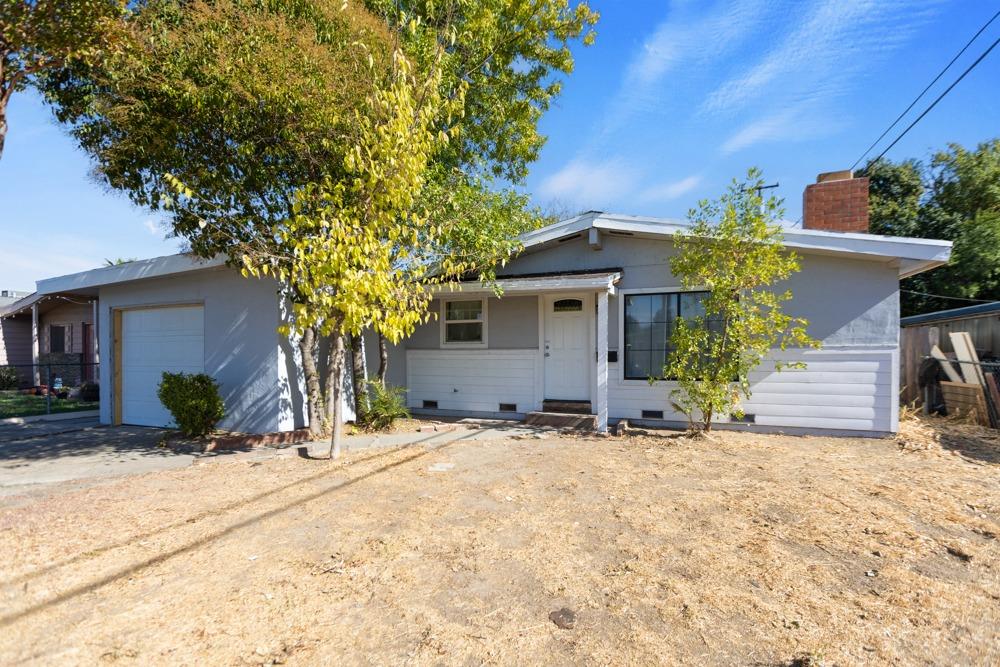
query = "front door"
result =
(544, 295, 590, 401)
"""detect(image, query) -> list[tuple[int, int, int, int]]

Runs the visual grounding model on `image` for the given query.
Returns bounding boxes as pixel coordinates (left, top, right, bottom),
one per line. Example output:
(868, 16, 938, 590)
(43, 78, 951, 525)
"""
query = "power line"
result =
(902, 289, 999, 304)
(852, 9, 1000, 171)
(867, 35, 1000, 166)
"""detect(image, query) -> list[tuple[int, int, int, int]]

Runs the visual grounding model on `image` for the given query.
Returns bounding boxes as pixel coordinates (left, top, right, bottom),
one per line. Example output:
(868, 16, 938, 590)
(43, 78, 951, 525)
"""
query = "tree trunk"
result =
(0, 109, 7, 161)
(702, 406, 713, 433)
(327, 330, 346, 459)
(351, 332, 368, 422)
(299, 326, 325, 438)
(376, 332, 388, 385)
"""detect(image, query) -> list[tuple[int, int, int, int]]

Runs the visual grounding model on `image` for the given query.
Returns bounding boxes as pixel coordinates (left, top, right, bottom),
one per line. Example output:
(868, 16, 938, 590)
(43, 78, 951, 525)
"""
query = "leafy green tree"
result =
(47, 0, 391, 441)
(665, 169, 819, 433)
(859, 140, 1000, 315)
(0, 0, 121, 158)
(863, 157, 923, 238)
(367, 0, 599, 182)
(45, 0, 594, 455)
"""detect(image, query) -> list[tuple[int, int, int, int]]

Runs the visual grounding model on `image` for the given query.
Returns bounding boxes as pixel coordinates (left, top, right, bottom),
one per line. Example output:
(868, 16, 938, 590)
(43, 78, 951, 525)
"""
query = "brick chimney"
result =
(802, 169, 869, 233)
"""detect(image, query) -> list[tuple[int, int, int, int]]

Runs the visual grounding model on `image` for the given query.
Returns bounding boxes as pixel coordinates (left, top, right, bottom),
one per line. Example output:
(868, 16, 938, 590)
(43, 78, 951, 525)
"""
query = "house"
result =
(0, 291, 97, 388)
(377, 170, 950, 437)
(25, 170, 951, 437)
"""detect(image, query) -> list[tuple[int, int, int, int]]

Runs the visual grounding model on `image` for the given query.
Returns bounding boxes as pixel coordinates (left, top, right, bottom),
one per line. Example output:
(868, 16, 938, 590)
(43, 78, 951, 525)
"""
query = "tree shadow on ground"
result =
(935, 423, 1000, 465)
(0, 423, 254, 462)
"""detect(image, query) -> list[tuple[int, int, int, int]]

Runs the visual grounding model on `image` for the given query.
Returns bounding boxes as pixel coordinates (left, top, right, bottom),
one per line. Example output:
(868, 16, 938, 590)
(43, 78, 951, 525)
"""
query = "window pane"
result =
(650, 321, 668, 350)
(50, 326, 66, 354)
(553, 299, 583, 312)
(679, 292, 707, 320)
(625, 321, 651, 350)
(625, 294, 651, 325)
(650, 346, 667, 377)
(626, 350, 650, 379)
(445, 322, 482, 342)
(651, 294, 673, 322)
(445, 300, 482, 321)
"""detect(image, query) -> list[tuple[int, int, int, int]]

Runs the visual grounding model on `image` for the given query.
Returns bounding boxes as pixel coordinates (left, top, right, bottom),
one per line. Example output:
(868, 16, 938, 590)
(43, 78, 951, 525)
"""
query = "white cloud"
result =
(625, 0, 767, 89)
(537, 157, 639, 206)
(143, 219, 160, 236)
(598, 0, 769, 135)
(703, 0, 941, 151)
(639, 174, 702, 203)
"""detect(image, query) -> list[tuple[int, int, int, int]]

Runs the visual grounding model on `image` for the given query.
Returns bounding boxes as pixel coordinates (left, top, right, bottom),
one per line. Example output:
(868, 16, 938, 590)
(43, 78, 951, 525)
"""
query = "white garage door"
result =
(122, 306, 205, 427)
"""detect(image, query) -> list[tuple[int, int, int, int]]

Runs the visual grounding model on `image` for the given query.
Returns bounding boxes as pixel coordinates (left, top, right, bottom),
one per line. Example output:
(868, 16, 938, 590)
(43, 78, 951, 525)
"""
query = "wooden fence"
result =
(901, 310, 1000, 406)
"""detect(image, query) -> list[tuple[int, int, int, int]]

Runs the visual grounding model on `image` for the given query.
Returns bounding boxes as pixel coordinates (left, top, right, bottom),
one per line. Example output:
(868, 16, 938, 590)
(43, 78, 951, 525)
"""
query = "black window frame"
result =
(623, 291, 713, 381)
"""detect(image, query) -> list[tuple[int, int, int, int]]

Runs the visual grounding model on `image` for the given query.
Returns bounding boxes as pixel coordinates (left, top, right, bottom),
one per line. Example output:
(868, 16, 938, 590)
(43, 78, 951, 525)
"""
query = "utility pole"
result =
(754, 182, 779, 215)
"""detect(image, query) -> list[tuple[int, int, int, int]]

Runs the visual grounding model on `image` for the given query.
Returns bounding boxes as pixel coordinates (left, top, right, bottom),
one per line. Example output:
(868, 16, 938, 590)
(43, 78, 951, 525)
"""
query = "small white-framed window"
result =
(441, 298, 487, 347)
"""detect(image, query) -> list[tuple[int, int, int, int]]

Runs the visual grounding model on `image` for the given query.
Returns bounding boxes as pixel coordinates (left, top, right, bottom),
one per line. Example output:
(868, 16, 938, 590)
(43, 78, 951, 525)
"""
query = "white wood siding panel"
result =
(743, 348, 895, 433)
(406, 349, 539, 413)
(609, 347, 897, 433)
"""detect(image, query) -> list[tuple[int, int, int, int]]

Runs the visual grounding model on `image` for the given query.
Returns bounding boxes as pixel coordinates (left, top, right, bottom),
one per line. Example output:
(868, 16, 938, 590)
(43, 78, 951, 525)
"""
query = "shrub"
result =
(80, 382, 100, 402)
(359, 381, 409, 431)
(157, 372, 225, 437)
(0, 367, 18, 390)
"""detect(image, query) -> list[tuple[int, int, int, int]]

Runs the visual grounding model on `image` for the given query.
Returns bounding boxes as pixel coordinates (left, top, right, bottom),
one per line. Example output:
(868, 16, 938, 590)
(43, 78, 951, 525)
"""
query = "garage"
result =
(119, 305, 204, 427)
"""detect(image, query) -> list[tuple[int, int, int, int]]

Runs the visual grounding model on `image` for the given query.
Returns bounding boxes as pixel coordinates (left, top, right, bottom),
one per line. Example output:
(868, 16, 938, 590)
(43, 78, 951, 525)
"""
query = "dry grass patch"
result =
(1, 418, 998, 665)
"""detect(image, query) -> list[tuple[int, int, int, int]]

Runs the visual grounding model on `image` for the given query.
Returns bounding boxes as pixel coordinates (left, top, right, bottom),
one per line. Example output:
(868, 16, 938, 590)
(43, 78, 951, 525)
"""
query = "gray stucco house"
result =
(29, 171, 951, 437)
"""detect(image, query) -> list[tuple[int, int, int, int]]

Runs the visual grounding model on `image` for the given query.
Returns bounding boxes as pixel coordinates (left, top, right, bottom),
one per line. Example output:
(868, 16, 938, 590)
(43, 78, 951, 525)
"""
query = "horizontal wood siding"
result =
(0, 316, 31, 367)
(406, 349, 539, 414)
(609, 347, 897, 433)
(744, 348, 895, 432)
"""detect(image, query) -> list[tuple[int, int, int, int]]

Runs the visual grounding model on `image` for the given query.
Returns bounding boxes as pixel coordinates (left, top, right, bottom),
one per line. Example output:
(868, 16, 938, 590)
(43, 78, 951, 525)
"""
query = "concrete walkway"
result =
(0, 418, 558, 501)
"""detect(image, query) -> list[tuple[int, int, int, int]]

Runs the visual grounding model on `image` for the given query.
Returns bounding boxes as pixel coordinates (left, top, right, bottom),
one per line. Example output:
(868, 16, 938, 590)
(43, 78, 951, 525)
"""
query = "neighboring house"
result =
(0, 289, 31, 308)
(28, 170, 951, 436)
(0, 291, 97, 387)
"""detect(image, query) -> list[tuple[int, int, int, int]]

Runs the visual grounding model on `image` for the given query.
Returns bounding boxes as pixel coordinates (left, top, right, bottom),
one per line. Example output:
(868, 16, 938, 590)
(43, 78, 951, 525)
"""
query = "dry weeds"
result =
(1, 417, 998, 665)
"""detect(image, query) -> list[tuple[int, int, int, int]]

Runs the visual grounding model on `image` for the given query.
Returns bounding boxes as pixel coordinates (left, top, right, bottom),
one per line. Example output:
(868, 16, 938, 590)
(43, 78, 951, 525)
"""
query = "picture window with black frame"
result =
(623, 291, 721, 380)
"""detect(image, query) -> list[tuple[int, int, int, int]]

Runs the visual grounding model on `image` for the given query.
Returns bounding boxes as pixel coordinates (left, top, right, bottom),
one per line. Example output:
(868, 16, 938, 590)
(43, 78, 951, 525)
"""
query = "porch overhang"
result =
(434, 270, 622, 297)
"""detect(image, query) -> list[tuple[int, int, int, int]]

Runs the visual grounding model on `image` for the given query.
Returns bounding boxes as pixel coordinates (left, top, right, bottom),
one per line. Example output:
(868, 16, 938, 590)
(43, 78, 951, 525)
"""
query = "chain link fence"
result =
(0, 362, 100, 419)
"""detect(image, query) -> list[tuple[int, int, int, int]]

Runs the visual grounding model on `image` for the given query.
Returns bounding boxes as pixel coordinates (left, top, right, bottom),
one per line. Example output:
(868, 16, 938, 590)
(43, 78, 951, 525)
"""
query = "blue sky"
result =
(1, 0, 999, 291)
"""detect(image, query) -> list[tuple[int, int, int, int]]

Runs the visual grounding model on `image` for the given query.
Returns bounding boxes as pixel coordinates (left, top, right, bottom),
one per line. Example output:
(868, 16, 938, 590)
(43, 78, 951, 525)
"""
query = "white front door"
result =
(544, 295, 590, 401)
(122, 305, 205, 427)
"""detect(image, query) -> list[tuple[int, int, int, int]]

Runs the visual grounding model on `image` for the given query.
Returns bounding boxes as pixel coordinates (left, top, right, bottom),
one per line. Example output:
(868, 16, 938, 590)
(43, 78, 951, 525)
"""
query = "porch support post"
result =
(595, 290, 609, 433)
(92, 299, 100, 383)
(31, 302, 40, 386)
(92, 300, 99, 364)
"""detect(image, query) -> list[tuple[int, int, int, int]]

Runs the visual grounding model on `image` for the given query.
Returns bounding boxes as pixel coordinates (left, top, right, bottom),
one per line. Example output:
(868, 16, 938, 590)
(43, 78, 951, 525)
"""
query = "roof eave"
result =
(35, 253, 228, 295)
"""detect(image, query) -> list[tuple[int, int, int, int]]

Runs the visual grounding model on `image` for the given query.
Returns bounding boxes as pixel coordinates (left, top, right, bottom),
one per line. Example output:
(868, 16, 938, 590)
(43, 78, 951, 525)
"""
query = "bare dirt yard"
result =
(1, 418, 999, 665)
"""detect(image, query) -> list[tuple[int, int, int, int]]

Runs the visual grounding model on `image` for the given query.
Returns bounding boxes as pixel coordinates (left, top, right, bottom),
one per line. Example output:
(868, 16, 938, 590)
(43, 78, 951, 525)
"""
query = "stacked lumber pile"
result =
(933, 332, 1000, 428)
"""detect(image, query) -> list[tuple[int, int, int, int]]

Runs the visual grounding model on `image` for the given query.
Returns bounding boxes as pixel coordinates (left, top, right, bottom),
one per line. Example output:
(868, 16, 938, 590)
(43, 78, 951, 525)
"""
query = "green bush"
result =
(157, 372, 225, 437)
(359, 381, 409, 431)
(0, 367, 18, 390)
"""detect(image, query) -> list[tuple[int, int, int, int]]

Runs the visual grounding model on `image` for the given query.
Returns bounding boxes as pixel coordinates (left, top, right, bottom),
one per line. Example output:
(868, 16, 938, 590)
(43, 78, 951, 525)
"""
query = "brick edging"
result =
(206, 428, 314, 451)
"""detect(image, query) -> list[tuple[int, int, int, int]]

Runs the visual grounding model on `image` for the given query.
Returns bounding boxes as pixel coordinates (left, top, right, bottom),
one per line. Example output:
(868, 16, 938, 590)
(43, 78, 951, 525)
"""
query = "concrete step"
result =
(541, 400, 593, 415)
(525, 411, 597, 430)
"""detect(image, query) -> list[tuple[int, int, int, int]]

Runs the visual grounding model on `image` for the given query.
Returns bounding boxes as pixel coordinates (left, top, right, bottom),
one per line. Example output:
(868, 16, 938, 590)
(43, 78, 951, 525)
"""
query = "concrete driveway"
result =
(0, 417, 198, 498)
